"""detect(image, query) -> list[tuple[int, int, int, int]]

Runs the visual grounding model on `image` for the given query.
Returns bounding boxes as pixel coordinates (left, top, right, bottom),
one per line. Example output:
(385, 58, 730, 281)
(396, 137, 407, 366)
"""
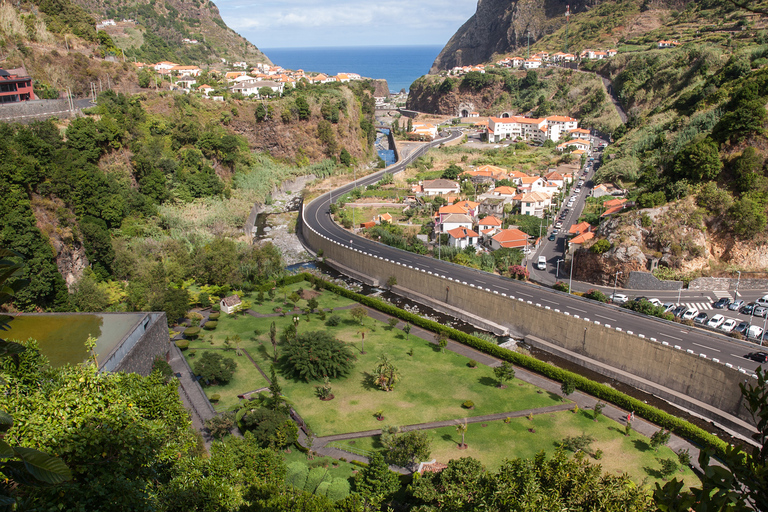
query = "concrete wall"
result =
(302, 208, 755, 432)
(626, 271, 683, 291)
(689, 276, 768, 291)
(0, 99, 78, 123)
(111, 313, 170, 376)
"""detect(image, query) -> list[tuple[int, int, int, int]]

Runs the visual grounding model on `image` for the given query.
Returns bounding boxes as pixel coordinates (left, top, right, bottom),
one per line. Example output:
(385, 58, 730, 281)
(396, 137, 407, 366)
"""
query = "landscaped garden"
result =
(176, 275, 703, 492)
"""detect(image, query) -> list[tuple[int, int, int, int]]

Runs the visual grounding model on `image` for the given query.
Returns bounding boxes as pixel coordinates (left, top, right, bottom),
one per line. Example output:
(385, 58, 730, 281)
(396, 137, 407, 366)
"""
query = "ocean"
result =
(261, 45, 444, 94)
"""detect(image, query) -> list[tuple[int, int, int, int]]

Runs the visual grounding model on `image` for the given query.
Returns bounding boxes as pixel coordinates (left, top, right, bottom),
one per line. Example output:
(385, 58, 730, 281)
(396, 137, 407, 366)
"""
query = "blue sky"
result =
(212, 0, 478, 49)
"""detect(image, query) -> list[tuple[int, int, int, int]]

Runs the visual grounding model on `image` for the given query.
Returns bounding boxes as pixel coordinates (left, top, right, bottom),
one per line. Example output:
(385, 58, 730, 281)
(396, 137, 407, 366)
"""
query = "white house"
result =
(440, 213, 473, 234)
(557, 138, 591, 152)
(231, 80, 284, 97)
(490, 228, 530, 250)
(545, 115, 578, 134)
(446, 226, 479, 249)
(514, 191, 552, 217)
(488, 116, 547, 143)
(154, 61, 179, 72)
(524, 58, 542, 69)
(220, 295, 242, 314)
(170, 65, 202, 77)
(422, 179, 460, 196)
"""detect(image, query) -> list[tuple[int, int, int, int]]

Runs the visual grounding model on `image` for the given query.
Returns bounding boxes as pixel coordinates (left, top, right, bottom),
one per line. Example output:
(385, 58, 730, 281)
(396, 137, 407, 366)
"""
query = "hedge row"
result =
(309, 274, 730, 457)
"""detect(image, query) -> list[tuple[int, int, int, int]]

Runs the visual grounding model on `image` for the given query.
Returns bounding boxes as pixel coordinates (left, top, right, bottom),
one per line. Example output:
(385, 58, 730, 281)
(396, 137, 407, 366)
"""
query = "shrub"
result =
(590, 239, 612, 254)
(208, 312, 221, 320)
(462, 400, 475, 409)
(203, 321, 218, 330)
(553, 281, 570, 293)
(594, 449, 603, 459)
(326, 314, 341, 326)
(175, 339, 189, 350)
(467, 359, 478, 368)
(584, 289, 608, 302)
(184, 327, 201, 339)
(204, 412, 235, 440)
(209, 393, 221, 402)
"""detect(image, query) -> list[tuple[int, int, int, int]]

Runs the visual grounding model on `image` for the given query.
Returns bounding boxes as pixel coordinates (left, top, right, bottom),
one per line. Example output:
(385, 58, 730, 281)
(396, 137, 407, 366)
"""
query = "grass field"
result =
(328, 409, 700, 489)
(181, 282, 563, 435)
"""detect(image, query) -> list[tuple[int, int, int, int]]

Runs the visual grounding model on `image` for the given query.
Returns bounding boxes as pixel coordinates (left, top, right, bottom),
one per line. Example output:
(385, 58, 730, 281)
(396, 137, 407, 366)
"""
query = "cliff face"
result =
(431, 0, 600, 72)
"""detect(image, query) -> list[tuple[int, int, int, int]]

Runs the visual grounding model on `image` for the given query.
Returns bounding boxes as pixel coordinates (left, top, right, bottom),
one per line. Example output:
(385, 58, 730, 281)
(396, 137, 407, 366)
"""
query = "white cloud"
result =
(212, 0, 477, 47)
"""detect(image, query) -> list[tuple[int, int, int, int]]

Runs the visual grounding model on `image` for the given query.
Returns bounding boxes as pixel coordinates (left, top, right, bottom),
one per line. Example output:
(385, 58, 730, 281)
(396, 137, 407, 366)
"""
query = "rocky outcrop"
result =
(372, 79, 390, 97)
(431, 0, 601, 72)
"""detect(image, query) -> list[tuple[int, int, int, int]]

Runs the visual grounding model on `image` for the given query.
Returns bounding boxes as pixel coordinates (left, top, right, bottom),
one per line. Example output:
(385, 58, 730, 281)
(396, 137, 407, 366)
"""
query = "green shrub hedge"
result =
(204, 321, 218, 330)
(184, 327, 201, 338)
(175, 339, 189, 350)
(208, 312, 221, 320)
(310, 273, 730, 458)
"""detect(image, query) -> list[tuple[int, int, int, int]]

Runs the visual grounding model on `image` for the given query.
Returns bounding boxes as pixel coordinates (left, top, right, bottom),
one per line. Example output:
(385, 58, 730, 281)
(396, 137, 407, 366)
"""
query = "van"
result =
(756, 295, 768, 307)
(747, 325, 764, 340)
(537, 256, 547, 271)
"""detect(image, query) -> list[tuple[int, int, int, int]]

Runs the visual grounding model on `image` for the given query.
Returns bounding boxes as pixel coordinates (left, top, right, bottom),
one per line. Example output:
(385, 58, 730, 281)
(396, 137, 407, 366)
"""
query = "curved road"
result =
(303, 131, 765, 376)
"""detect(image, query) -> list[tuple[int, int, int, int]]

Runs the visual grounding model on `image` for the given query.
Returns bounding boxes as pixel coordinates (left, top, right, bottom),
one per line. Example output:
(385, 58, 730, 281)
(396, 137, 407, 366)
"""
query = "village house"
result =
(170, 65, 202, 77)
(409, 122, 438, 140)
(557, 138, 591, 152)
(658, 40, 680, 48)
(446, 226, 480, 249)
(477, 215, 503, 237)
(592, 183, 625, 198)
(373, 213, 393, 224)
(524, 58, 542, 69)
(543, 171, 566, 189)
(422, 179, 460, 196)
(516, 176, 547, 193)
(513, 191, 552, 217)
(490, 185, 517, 203)
(490, 228, 530, 250)
(154, 61, 179, 72)
(569, 222, 592, 237)
(197, 84, 214, 96)
(440, 213, 474, 234)
(231, 80, 284, 97)
(568, 231, 594, 254)
(0, 68, 34, 104)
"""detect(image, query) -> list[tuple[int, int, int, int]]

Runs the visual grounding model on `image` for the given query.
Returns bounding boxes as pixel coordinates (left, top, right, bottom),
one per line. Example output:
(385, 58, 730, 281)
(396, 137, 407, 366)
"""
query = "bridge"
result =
(298, 130, 761, 440)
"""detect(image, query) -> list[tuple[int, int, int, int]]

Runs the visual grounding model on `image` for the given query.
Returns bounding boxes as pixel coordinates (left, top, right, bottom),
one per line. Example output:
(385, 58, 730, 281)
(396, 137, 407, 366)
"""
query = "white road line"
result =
(517, 292, 533, 298)
(659, 333, 683, 341)
(571, 307, 588, 313)
(595, 314, 616, 322)
(541, 299, 558, 305)
(693, 342, 720, 352)
(476, 280, 487, 284)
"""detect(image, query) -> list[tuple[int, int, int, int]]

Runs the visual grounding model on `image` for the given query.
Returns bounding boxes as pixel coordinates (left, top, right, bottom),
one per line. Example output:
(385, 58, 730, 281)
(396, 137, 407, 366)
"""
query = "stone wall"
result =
(0, 99, 78, 123)
(301, 206, 756, 434)
(112, 313, 170, 376)
(688, 277, 768, 291)
(626, 271, 683, 291)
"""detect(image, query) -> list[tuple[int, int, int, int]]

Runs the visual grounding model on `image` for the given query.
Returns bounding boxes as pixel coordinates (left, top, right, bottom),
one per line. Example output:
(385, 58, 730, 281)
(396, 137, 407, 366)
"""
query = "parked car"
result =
(681, 308, 699, 321)
(574, 188, 582, 193)
(720, 318, 737, 332)
(648, 298, 663, 307)
(693, 312, 709, 324)
(713, 297, 731, 309)
(745, 351, 768, 363)
(728, 299, 745, 311)
(755, 306, 768, 318)
(707, 314, 725, 328)
(609, 293, 629, 304)
(555, 221, 563, 229)
(537, 256, 547, 271)
(757, 294, 768, 307)
(741, 302, 757, 315)
(663, 302, 676, 314)
(734, 321, 751, 335)
(747, 325, 764, 340)
(672, 305, 688, 318)
(548, 232, 556, 241)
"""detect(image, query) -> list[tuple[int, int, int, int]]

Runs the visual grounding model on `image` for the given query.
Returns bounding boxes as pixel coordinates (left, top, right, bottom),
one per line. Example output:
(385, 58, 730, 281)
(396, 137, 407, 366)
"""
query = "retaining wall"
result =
(626, 271, 683, 291)
(688, 276, 768, 291)
(110, 312, 170, 376)
(0, 99, 78, 123)
(303, 208, 756, 432)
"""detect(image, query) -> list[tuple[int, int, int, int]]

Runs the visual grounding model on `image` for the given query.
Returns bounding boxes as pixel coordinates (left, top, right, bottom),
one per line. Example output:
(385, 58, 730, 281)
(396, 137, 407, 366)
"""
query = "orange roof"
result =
(360, 221, 375, 228)
(601, 205, 626, 217)
(492, 228, 529, 248)
(447, 226, 479, 239)
(494, 186, 516, 195)
(570, 128, 590, 135)
(439, 204, 470, 215)
(571, 232, 595, 244)
(544, 171, 564, 180)
(546, 115, 577, 123)
(476, 164, 507, 176)
(519, 176, 541, 184)
(603, 198, 628, 208)
(569, 222, 591, 235)
(479, 216, 502, 226)
(379, 213, 393, 222)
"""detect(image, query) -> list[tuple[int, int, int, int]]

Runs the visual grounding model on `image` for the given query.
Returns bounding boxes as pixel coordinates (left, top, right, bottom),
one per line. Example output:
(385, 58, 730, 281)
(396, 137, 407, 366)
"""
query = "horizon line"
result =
(260, 43, 444, 51)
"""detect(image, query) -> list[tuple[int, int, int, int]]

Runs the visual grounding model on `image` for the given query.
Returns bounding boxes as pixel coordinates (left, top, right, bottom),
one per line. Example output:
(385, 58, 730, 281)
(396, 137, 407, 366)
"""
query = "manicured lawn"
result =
(328, 409, 700, 489)
(183, 348, 270, 412)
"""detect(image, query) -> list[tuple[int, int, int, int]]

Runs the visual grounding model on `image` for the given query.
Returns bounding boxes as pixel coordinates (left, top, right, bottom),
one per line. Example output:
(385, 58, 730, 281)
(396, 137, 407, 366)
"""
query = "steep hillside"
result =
(407, 67, 622, 133)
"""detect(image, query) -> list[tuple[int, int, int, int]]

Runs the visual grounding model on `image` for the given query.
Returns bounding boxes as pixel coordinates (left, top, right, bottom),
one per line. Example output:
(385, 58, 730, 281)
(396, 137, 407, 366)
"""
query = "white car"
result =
(610, 293, 629, 304)
(648, 298, 663, 307)
(748, 325, 764, 340)
(681, 308, 699, 321)
(719, 318, 737, 333)
(707, 314, 725, 328)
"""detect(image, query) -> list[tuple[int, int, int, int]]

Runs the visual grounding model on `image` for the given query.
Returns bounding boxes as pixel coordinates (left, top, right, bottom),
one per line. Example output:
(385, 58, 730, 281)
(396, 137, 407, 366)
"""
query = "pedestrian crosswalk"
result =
(713, 290, 732, 299)
(681, 302, 714, 312)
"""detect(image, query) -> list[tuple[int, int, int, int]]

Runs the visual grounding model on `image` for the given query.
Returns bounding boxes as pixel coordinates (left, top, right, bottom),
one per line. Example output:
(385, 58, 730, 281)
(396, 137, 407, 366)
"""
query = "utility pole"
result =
(527, 30, 530, 59)
(565, 5, 570, 54)
(613, 271, 623, 301)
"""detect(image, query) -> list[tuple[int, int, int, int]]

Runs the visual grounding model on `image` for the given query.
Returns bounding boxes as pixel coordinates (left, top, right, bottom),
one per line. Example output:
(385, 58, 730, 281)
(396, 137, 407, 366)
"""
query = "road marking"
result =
(541, 298, 558, 305)
(517, 292, 533, 298)
(476, 280, 487, 284)
(595, 314, 616, 322)
(659, 333, 683, 341)
(693, 342, 720, 352)
(570, 307, 587, 313)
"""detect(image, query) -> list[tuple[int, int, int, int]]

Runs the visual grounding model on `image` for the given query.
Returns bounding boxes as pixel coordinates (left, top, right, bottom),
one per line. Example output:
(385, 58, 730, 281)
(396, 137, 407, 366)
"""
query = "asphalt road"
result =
(303, 130, 767, 374)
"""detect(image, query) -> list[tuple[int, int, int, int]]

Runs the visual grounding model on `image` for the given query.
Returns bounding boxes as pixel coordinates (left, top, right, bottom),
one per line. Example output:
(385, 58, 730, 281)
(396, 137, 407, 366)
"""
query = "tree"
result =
(295, 96, 311, 121)
(353, 452, 399, 508)
(270, 320, 278, 362)
(650, 429, 671, 452)
(387, 317, 398, 330)
(593, 402, 605, 421)
(372, 354, 400, 391)
(282, 330, 356, 382)
(441, 163, 463, 180)
(561, 378, 575, 400)
(237, 407, 298, 449)
(456, 419, 468, 448)
(339, 148, 353, 166)
(402, 323, 411, 341)
(672, 136, 723, 183)
(436, 332, 448, 353)
(193, 351, 236, 385)
(255, 102, 268, 122)
(307, 297, 319, 312)
(350, 305, 367, 325)
(493, 361, 516, 388)
(658, 458, 679, 480)
(381, 427, 431, 467)
(728, 197, 767, 239)
(590, 239, 611, 254)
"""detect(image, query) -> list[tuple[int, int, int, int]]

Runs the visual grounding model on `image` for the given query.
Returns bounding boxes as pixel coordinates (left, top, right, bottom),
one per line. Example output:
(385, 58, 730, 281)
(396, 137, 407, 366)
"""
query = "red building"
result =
(0, 68, 35, 104)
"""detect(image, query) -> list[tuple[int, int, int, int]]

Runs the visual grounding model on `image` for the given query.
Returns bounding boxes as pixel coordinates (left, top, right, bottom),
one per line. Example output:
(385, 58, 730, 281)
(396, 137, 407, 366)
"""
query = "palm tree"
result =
(456, 418, 468, 448)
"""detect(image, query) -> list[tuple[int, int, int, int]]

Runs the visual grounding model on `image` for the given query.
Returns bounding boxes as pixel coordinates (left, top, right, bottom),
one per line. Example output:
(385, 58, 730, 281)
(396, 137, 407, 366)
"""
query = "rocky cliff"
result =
(431, 0, 600, 72)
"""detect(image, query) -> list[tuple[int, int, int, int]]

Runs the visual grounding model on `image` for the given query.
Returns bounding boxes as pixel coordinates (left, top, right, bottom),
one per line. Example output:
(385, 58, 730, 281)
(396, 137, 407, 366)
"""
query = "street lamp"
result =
(613, 271, 623, 301)
(736, 271, 741, 297)
(677, 285, 682, 306)
(761, 313, 767, 346)
(556, 258, 564, 279)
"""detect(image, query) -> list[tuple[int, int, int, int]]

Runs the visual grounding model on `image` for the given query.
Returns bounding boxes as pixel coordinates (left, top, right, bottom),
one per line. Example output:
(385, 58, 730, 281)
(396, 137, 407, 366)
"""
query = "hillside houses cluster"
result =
(485, 114, 588, 144)
(134, 61, 365, 99)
